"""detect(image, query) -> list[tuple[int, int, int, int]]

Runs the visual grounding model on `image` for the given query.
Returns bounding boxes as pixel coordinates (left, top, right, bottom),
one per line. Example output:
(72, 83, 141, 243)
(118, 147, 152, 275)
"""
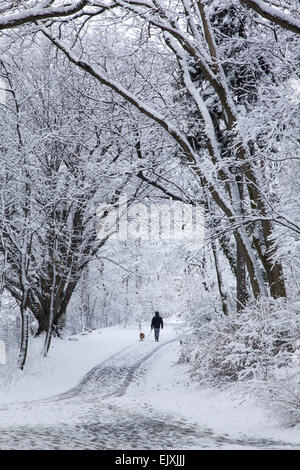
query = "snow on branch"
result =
(240, 0, 300, 35)
(39, 25, 196, 165)
(0, 0, 90, 31)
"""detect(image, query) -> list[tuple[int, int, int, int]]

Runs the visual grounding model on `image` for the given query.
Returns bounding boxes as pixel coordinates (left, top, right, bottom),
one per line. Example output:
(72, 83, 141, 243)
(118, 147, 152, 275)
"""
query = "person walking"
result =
(151, 311, 163, 342)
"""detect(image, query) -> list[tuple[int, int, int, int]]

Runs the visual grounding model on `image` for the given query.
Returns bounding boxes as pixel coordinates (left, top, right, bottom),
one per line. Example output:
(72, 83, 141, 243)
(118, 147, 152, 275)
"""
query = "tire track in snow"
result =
(0, 335, 299, 449)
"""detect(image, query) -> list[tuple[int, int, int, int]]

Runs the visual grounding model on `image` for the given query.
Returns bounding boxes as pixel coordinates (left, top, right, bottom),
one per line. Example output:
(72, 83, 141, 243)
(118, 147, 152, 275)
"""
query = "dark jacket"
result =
(151, 313, 163, 329)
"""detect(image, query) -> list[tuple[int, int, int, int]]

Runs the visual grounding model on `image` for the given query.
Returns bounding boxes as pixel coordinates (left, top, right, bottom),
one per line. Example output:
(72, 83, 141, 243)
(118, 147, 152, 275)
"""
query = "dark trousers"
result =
(154, 328, 160, 341)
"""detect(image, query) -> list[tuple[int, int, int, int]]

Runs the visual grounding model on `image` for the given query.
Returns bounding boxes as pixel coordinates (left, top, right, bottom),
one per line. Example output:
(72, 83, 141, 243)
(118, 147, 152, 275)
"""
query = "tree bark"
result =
(17, 300, 29, 370)
(212, 241, 228, 316)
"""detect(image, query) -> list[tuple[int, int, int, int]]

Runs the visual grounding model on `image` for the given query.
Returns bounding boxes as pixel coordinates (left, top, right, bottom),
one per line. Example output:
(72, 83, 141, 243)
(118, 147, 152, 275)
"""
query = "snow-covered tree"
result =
(0, 35, 138, 363)
(32, 0, 298, 306)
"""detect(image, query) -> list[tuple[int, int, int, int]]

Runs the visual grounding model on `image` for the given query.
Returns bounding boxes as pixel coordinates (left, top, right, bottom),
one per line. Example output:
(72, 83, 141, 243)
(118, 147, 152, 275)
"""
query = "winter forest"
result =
(0, 0, 300, 451)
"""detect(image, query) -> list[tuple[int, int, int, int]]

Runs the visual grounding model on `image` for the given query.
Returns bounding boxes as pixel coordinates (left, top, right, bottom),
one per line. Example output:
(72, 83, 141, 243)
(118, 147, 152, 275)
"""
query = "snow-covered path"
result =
(0, 325, 299, 450)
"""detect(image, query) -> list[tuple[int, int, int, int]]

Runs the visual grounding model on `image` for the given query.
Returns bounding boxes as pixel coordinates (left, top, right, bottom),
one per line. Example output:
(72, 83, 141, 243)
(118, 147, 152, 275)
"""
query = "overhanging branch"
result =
(0, 0, 89, 31)
(240, 0, 300, 35)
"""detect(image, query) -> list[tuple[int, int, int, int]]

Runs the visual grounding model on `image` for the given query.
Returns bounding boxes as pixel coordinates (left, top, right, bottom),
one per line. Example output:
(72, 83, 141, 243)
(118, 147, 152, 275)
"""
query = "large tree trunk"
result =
(17, 299, 29, 370)
(261, 220, 286, 298)
(234, 228, 267, 299)
(247, 178, 286, 298)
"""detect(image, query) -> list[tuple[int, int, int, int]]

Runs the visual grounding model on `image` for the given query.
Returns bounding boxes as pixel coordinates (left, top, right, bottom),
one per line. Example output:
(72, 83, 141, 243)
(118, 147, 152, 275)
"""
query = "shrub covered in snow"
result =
(258, 374, 300, 427)
(180, 298, 300, 385)
(179, 297, 300, 425)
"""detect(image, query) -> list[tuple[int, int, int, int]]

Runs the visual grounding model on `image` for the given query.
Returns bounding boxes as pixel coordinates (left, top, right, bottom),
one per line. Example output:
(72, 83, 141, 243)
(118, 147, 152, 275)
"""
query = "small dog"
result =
(139, 332, 145, 341)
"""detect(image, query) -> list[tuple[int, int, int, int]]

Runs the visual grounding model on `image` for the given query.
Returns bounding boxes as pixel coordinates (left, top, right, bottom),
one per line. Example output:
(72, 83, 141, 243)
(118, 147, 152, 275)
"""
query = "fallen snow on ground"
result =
(0, 325, 138, 403)
(124, 339, 300, 448)
(0, 320, 299, 449)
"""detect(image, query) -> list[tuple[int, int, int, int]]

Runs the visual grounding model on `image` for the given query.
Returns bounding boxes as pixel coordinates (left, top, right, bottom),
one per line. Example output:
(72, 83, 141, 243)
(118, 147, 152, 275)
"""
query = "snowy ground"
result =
(0, 319, 299, 450)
